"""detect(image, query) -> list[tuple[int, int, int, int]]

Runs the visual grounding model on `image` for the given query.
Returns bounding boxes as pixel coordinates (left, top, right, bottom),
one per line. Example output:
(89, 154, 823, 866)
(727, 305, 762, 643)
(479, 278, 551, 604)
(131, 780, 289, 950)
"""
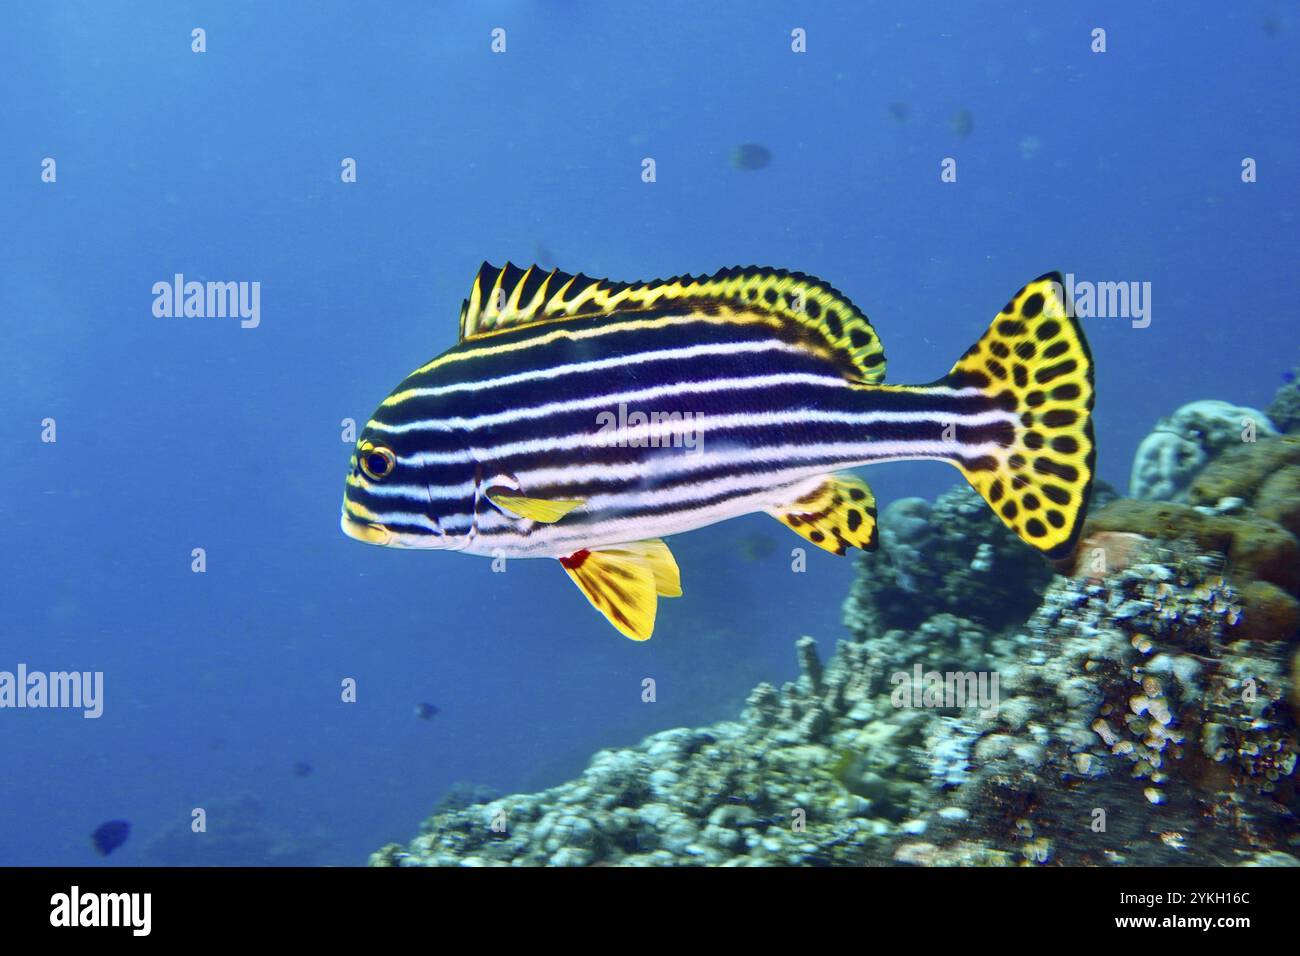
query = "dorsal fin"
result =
(457, 262, 887, 383)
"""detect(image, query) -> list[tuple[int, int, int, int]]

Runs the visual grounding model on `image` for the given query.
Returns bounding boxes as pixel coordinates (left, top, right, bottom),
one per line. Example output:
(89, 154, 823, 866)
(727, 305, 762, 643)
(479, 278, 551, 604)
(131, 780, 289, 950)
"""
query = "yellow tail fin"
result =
(947, 272, 1096, 560)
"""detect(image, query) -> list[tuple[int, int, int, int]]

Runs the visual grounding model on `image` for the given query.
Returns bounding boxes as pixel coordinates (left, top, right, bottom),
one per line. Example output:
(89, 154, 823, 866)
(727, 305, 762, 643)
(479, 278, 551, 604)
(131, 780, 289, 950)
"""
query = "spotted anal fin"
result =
(766, 473, 878, 556)
(559, 540, 682, 641)
(947, 272, 1096, 560)
(487, 491, 585, 523)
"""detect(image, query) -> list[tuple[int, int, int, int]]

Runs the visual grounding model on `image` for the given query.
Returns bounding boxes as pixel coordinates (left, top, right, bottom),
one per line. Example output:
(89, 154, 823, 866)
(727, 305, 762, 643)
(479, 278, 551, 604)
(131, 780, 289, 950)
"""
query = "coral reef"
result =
(1189, 435, 1300, 525)
(842, 485, 1053, 634)
(1267, 373, 1300, 435)
(1083, 499, 1298, 594)
(1086, 434, 1300, 647)
(1130, 400, 1276, 501)
(372, 399, 1300, 868)
(373, 513, 1298, 868)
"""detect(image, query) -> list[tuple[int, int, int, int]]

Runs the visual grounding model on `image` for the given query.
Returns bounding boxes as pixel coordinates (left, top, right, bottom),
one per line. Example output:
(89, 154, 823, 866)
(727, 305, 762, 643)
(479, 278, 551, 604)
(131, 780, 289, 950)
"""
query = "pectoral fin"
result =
(559, 539, 682, 641)
(766, 473, 878, 555)
(488, 492, 585, 523)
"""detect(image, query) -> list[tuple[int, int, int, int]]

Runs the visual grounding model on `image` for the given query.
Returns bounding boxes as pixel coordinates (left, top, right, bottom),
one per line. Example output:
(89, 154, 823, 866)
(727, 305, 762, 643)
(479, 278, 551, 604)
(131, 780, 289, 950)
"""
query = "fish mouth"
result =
(340, 513, 394, 546)
(340, 510, 458, 550)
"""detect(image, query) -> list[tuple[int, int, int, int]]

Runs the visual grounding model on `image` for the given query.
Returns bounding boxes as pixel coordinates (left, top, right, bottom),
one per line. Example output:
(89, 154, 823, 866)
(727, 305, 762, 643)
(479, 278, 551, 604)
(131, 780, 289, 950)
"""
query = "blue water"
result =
(2, 2, 1296, 865)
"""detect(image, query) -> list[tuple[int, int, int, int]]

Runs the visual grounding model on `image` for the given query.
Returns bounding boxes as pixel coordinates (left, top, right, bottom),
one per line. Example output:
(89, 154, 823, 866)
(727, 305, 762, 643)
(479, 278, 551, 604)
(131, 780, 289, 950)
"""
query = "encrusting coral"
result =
(1086, 434, 1300, 646)
(842, 485, 1054, 635)
(1266, 372, 1300, 435)
(1129, 399, 1276, 501)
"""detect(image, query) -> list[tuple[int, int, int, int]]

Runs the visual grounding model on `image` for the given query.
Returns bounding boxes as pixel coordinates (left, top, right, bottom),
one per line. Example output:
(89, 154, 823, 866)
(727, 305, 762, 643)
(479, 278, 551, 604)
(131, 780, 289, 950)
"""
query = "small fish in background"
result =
(739, 531, 779, 562)
(949, 108, 974, 138)
(1262, 15, 1282, 37)
(888, 101, 911, 123)
(1282, 369, 1296, 385)
(532, 241, 556, 271)
(414, 702, 440, 720)
(91, 820, 130, 856)
(292, 760, 313, 778)
(729, 143, 772, 171)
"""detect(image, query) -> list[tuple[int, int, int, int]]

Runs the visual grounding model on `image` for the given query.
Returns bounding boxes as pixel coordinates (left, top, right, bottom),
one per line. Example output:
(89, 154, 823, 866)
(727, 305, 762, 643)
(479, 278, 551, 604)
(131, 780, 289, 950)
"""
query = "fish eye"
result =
(360, 446, 396, 480)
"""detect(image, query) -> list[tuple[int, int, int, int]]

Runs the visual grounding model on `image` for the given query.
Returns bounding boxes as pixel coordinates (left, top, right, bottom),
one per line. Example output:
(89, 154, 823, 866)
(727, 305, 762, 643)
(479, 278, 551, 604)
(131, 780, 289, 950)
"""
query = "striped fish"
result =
(342, 264, 1095, 640)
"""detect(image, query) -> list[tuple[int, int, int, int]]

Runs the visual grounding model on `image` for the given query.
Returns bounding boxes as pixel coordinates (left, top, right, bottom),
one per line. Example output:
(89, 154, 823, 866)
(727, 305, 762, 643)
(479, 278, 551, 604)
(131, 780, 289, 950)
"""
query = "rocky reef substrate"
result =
(372, 546, 1298, 865)
(372, 384, 1300, 867)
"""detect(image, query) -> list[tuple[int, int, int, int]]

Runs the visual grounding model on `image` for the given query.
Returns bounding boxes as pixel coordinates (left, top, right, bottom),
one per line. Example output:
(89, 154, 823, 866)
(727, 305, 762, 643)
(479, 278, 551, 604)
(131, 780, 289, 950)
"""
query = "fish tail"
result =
(943, 272, 1096, 560)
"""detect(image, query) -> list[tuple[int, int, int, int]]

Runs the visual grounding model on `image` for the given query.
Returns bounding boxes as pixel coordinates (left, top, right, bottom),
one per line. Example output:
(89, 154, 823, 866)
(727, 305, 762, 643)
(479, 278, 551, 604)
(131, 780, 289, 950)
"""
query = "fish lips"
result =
(339, 511, 469, 551)
(340, 512, 394, 546)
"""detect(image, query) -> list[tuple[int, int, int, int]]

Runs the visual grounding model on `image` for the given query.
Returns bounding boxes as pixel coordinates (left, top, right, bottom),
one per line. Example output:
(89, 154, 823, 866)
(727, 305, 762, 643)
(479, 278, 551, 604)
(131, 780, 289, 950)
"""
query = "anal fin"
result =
(559, 539, 681, 641)
(766, 473, 878, 556)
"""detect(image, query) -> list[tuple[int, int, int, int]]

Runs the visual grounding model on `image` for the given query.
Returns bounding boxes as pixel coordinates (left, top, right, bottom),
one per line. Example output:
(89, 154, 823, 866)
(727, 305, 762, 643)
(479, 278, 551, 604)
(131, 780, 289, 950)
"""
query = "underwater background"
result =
(2, 2, 1297, 866)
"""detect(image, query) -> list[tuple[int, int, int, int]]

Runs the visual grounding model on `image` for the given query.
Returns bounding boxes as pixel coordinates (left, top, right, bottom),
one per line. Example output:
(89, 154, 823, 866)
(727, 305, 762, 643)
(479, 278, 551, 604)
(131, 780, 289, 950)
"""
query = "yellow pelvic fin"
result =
(487, 492, 585, 523)
(615, 538, 682, 597)
(559, 539, 682, 641)
(766, 473, 878, 556)
(947, 272, 1096, 561)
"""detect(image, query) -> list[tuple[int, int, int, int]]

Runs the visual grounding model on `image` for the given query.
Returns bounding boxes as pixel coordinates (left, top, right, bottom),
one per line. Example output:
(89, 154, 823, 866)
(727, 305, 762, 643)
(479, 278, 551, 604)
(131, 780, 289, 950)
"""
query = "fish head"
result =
(340, 426, 475, 551)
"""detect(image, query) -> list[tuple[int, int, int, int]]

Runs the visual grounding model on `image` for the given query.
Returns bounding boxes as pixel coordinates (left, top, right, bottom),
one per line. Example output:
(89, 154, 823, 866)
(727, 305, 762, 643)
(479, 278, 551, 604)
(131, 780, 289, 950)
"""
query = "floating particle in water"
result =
(730, 143, 772, 171)
(949, 108, 974, 138)
(1262, 15, 1282, 37)
(292, 760, 313, 778)
(414, 702, 440, 720)
(888, 101, 910, 122)
(1019, 135, 1043, 160)
(91, 820, 130, 856)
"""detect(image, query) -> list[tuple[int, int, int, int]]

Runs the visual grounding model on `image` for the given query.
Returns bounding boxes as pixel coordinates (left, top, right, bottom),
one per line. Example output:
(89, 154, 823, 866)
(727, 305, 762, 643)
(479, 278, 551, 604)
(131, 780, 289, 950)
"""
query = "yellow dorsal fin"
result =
(457, 262, 887, 384)
(766, 473, 878, 556)
(487, 492, 584, 523)
(559, 539, 682, 641)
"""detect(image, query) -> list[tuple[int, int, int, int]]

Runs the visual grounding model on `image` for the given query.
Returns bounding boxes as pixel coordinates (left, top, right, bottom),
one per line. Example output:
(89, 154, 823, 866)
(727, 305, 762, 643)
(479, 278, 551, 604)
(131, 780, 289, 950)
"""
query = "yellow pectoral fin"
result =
(488, 492, 585, 523)
(559, 539, 682, 641)
(766, 473, 878, 556)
